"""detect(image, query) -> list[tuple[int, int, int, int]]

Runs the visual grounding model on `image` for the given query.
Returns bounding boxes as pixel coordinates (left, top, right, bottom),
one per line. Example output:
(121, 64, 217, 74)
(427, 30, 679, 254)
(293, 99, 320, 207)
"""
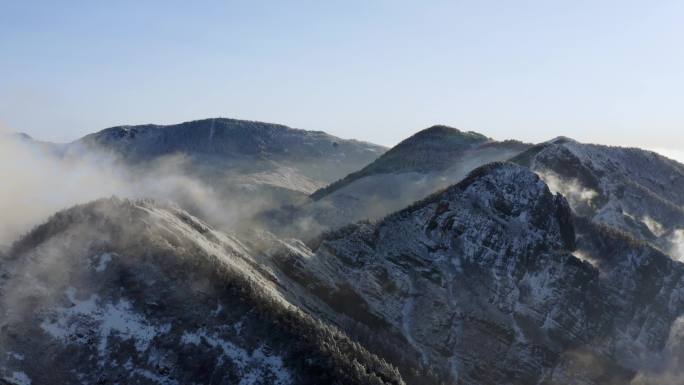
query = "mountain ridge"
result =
(270, 163, 684, 385)
(0, 197, 405, 385)
(4, 117, 684, 384)
(512, 136, 684, 260)
(310, 125, 497, 201)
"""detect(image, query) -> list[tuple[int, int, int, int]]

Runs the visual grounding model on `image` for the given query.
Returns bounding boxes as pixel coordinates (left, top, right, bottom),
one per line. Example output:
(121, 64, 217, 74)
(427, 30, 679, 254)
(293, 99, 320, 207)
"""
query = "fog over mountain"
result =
(0, 118, 384, 245)
(2, 117, 684, 385)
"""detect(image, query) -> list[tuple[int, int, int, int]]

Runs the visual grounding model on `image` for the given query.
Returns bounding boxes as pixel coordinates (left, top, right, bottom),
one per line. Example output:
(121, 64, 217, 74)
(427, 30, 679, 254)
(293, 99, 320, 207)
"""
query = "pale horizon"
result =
(4, 116, 683, 164)
(2, 1, 683, 155)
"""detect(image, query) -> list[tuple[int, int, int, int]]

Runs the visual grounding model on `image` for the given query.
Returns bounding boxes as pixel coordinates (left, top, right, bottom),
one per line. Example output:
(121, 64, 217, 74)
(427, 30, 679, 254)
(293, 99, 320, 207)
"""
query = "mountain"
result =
(265, 163, 684, 385)
(72, 118, 386, 194)
(0, 198, 404, 385)
(2, 159, 684, 384)
(260, 126, 530, 237)
(8, 118, 387, 235)
(512, 137, 684, 260)
(6, 119, 684, 385)
(311, 125, 517, 200)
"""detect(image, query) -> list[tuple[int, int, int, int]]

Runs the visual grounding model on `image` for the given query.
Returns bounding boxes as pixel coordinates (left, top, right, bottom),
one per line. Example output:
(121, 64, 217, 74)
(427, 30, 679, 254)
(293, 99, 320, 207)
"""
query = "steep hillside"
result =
(267, 163, 684, 385)
(512, 137, 684, 260)
(0, 199, 403, 385)
(261, 126, 529, 237)
(312, 125, 494, 200)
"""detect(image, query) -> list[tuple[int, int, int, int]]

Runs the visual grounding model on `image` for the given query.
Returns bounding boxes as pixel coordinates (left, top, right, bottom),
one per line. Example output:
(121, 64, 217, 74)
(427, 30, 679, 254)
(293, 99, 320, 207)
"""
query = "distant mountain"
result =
(512, 137, 684, 260)
(0, 198, 404, 385)
(312, 125, 495, 200)
(261, 126, 530, 237)
(267, 163, 684, 385)
(73, 118, 386, 193)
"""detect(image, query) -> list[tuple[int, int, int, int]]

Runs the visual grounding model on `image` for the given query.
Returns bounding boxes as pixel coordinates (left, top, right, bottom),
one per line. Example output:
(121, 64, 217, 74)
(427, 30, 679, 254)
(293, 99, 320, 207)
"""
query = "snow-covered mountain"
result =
(259, 126, 530, 237)
(265, 163, 684, 385)
(0, 198, 403, 385)
(4, 118, 684, 385)
(513, 137, 684, 261)
(11, 164, 682, 385)
(73, 117, 386, 194)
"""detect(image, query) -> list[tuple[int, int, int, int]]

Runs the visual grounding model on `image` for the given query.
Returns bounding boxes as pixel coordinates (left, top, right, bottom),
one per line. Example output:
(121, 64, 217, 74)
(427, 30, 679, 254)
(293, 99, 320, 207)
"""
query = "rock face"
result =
(268, 163, 684, 385)
(513, 137, 684, 261)
(260, 126, 530, 237)
(0, 199, 403, 385)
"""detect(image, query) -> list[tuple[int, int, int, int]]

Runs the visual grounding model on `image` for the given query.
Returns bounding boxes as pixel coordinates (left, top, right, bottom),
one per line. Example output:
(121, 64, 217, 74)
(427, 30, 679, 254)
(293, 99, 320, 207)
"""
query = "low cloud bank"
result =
(0, 132, 250, 246)
(0, 134, 126, 245)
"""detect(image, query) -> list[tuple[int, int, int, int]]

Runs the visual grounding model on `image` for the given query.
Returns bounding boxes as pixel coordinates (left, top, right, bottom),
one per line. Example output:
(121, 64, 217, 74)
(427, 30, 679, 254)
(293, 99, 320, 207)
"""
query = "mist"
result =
(0, 134, 126, 245)
(668, 229, 684, 263)
(0, 132, 261, 247)
(537, 170, 598, 211)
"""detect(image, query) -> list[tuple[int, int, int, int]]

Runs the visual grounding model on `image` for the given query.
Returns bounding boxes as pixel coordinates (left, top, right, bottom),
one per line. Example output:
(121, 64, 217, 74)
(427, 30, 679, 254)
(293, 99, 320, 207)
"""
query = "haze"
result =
(1, 0, 682, 157)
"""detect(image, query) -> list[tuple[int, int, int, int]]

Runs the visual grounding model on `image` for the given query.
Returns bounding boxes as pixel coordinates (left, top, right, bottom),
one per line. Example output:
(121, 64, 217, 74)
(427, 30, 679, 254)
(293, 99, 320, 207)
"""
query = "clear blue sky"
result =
(1, 0, 682, 153)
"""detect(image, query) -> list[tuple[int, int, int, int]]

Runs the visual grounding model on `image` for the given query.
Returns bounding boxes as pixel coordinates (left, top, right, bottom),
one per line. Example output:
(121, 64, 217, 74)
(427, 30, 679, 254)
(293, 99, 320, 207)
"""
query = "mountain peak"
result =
(13, 132, 33, 141)
(310, 126, 492, 200)
(547, 136, 578, 145)
(384, 161, 576, 252)
(408, 124, 488, 142)
(419, 124, 461, 135)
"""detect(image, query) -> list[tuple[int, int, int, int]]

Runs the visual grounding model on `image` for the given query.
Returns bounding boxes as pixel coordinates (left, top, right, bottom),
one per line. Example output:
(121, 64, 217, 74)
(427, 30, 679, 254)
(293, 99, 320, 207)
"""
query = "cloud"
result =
(536, 170, 598, 210)
(0, 133, 127, 244)
(0, 132, 253, 246)
(667, 229, 684, 263)
(630, 315, 684, 385)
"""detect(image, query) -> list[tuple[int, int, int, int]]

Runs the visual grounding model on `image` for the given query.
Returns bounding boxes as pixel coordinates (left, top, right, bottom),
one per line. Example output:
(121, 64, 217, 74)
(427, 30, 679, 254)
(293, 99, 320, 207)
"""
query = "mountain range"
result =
(2, 117, 683, 385)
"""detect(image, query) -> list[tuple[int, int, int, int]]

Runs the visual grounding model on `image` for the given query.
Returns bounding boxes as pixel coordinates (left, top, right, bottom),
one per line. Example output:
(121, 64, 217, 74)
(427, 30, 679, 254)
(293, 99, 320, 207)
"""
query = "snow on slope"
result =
(259, 126, 530, 238)
(267, 162, 684, 385)
(513, 137, 684, 261)
(0, 198, 403, 385)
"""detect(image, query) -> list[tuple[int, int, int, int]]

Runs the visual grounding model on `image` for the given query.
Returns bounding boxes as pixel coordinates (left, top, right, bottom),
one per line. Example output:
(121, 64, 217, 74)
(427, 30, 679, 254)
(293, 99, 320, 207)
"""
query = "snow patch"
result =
(572, 250, 599, 268)
(180, 329, 292, 385)
(92, 252, 113, 272)
(132, 368, 179, 385)
(642, 216, 666, 237)
(3, 371, 31, 385)
(40, 287, 170, 358)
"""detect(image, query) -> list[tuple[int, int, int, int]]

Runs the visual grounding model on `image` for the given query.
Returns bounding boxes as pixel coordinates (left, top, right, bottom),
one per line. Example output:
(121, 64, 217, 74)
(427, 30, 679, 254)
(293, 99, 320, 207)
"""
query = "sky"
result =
(1, 0, 683, 159)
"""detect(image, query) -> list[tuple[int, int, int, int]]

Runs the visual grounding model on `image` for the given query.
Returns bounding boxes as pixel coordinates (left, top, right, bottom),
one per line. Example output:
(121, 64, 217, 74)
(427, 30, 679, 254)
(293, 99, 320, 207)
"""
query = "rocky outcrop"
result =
(513, 137, 684, 260)
(270, 163, 684, 385)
